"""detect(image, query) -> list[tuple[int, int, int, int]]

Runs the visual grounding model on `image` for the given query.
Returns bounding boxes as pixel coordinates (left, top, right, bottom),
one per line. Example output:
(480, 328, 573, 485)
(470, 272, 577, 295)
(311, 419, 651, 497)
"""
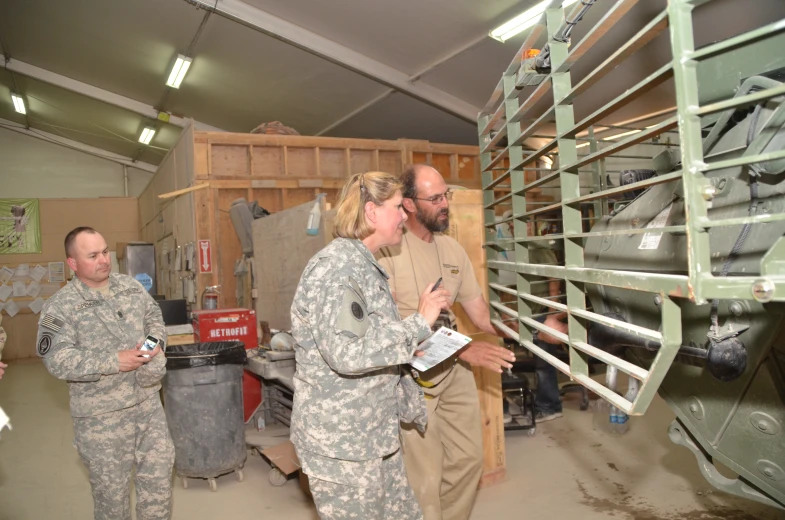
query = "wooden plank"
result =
(211, 145, 251, 176)
(215, 188, 247, 309)
(157, 182, 210, 200)
(195, 132, 413, 151)
(252, 146, 284, 177)
(319, 148, 348, 177)
(448, 190, 507, 487)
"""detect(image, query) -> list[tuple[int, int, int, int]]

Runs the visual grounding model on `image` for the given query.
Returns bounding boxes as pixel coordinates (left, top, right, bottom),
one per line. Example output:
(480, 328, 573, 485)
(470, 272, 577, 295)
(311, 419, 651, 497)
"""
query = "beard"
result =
(417, 205, 450, 233)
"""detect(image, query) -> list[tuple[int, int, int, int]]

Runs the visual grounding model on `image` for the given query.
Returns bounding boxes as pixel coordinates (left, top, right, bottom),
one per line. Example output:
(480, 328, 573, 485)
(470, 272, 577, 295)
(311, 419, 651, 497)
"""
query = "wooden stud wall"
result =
(190, 132, 484, 309)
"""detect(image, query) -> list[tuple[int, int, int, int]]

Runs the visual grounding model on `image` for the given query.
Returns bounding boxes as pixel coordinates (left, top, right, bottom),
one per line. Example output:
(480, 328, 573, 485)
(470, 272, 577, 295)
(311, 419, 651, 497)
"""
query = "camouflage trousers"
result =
(72, 394, 175, 520)
(308, 450, 423, 520)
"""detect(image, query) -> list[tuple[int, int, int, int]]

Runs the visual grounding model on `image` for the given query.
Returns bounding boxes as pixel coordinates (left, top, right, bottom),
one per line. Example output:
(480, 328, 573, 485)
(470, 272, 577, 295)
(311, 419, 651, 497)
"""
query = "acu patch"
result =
(37, 333, 53, 356)
(40, 314, 65, 333)
(335, 284, 369, 338)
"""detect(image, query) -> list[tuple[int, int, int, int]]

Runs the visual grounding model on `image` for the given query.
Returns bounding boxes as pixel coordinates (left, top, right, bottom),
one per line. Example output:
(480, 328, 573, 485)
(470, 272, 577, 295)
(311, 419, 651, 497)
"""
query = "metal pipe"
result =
(123, 165, 128, 196)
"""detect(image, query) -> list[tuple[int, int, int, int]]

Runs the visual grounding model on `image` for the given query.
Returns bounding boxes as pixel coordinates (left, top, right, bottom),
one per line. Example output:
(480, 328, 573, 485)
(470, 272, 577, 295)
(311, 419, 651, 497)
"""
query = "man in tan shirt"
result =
(377, 164, 515, 520)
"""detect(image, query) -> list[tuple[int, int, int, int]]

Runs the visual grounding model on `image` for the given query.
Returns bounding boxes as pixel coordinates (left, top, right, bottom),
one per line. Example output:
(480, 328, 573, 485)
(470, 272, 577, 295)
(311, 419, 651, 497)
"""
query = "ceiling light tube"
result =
(490, 0, 580, 42)
(138, 126, 156, 145)
(166, 54, 193, 88)
(11, 93, 26, 114)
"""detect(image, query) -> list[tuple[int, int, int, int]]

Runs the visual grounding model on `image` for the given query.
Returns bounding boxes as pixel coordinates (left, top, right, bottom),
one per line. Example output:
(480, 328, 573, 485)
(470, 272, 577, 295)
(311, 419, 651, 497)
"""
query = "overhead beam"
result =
(188, 0, 480, 122)
(0, 117, 158, 173)
(1, 54, 223, 132)
(316, 32, 489, 135)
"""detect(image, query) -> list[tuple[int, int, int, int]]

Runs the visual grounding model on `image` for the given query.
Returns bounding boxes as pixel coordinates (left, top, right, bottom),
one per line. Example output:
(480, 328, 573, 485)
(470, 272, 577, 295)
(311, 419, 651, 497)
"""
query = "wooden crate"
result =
(188, 132, 484, 309)
(448, 190, 507, 487)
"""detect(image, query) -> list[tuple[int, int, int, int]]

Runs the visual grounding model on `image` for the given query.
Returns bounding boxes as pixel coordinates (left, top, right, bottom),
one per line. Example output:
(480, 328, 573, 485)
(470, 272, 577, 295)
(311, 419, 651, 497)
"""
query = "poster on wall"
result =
(0, 199, 41, 254)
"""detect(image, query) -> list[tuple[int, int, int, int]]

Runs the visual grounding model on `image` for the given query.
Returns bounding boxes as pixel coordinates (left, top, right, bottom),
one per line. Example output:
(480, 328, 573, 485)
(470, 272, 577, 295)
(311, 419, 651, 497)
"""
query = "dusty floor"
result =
(0, 358, 783, 520)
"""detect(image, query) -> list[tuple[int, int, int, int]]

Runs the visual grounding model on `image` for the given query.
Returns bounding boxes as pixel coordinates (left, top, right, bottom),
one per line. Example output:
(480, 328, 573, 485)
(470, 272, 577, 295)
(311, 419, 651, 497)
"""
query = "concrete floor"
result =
(1, 358, 783, 520)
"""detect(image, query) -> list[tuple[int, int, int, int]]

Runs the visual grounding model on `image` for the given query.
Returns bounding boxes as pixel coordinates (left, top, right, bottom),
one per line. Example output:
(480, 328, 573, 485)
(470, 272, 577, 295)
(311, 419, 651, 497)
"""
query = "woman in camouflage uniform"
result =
(290, 171, 450, 520)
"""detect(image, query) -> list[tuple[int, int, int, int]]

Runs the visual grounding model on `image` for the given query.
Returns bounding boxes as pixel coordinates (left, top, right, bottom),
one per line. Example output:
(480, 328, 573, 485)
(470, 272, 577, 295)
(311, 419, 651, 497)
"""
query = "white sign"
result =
(639, 204, 673, 251)
(198, 240, 212, 274)
(30, 264, 48, 282)
(48, 262, 65, 283)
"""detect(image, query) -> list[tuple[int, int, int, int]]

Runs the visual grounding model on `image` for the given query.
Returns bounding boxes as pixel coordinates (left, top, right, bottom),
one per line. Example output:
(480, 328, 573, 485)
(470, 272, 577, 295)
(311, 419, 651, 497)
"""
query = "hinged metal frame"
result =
(478, 0, 785, 416)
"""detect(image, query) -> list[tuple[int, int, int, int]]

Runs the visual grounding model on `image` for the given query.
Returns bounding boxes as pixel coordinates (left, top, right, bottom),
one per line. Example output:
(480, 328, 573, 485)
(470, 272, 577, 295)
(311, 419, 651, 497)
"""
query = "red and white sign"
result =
(198, 239, 212, 273)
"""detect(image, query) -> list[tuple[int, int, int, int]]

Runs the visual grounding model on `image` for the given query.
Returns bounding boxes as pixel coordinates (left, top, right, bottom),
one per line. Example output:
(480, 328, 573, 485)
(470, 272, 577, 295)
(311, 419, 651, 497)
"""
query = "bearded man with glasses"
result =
(376, 164, 515, 520)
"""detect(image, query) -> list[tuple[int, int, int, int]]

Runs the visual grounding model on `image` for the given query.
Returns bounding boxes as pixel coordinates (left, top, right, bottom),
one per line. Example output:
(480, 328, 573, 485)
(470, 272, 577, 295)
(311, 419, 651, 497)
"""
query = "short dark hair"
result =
(64, 227, 97, 258)
(401, 164, 429, 200)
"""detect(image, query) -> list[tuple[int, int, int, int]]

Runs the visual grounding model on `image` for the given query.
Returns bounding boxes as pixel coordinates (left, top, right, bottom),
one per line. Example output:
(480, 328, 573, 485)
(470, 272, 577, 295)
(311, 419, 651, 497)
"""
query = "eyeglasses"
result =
(414, 189, 453, 205)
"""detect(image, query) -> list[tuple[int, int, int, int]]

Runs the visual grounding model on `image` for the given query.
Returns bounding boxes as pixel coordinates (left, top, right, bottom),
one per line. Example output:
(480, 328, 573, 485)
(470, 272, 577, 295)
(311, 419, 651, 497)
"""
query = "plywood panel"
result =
(194, 141, 209, 178)
(287, 148, 316, 177)
(252, 199, 330, 330)
(458, 155, 480, 182)
(379, 151, 402, 175)
(282, 189, 319, 211)
(447, 190, 506, 487)
(252, 146, 284, 177)
(251, 189, 283, 214)
(431, 154, 452, 180)
(319, 148, 347, 177)
(216, 189, 247, 308)
(212, 145, 250, 176)
(350, 149, 374, 175)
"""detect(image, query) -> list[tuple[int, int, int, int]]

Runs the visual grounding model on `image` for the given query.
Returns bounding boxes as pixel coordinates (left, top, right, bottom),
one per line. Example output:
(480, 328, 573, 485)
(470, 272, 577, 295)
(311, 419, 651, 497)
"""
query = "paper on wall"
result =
(14, 264, 29, 277)
(28, 297, 45, 314)
(0, 267, 12, 285)
(12, 281, 26, 297)
(48, 262, 65, 283)
(26, 281, 41, 298)
(3, 300, 19, 317)
(0, 285, 11, 302)
(30, 264, 48, 282)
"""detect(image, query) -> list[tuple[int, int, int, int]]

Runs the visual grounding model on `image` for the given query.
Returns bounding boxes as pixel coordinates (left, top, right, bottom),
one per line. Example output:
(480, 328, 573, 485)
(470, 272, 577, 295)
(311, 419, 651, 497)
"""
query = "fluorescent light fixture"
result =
(166, 54, 192, 88)
(138, 126, 156, 145)
(11, 93, 26, 114)
(490, 0, 580, 42)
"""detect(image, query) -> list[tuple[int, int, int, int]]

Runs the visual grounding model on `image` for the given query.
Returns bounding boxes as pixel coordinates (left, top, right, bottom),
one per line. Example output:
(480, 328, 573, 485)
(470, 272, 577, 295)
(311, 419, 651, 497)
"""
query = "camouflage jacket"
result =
(36, 273, 167, 417)
(290, 238, 431, 466)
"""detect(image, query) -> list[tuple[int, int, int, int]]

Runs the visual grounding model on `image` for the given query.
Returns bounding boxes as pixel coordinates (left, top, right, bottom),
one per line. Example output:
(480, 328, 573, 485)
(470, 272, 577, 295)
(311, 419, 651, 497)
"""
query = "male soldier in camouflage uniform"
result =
(36, 227, 174, 520)
(290, 172, 450, 520)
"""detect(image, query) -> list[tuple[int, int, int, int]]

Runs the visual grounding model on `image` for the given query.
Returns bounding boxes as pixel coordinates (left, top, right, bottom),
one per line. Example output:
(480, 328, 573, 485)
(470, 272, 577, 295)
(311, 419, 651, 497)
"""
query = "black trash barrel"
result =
(163, 341, 247, 479)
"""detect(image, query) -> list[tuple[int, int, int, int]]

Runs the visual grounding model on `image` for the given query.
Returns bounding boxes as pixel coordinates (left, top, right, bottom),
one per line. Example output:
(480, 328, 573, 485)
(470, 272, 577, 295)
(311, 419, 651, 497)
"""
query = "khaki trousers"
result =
(401, 361, 483, 520)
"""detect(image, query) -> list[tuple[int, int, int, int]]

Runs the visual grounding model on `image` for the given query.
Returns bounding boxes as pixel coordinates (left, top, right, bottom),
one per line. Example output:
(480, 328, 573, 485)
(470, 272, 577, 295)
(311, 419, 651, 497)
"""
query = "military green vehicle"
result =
(479, 0, 785, 509)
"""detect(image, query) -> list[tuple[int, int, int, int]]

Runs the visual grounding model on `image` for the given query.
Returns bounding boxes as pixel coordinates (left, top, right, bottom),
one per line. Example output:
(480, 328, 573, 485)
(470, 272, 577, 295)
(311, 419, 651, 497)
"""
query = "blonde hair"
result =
(333, 171, 402, 240)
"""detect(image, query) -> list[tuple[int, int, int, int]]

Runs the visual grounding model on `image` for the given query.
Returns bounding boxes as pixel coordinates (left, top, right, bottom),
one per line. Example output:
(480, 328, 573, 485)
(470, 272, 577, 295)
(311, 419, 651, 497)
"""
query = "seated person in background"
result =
(498, 210, 568, 422)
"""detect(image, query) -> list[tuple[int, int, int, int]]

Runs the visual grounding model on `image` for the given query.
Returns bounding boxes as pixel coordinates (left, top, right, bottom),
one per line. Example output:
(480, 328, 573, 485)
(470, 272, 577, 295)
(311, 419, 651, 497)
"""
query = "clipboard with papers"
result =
(409, 326, 472, 372)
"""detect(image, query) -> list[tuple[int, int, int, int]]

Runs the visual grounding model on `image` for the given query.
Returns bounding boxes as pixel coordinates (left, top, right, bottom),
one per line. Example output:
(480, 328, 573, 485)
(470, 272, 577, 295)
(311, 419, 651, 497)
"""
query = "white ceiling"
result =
(0, 0, 783, 168)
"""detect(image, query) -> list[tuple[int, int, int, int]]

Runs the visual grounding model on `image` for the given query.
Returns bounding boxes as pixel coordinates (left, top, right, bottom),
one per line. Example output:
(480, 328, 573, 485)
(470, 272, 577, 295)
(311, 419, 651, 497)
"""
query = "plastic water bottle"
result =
(306, 194, 326, 236)
(612, 406, 629, 434)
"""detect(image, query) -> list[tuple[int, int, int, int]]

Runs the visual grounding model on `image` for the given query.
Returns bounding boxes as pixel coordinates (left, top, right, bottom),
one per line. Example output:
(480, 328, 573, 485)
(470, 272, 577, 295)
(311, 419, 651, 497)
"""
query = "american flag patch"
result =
(40, 314, 65, 333)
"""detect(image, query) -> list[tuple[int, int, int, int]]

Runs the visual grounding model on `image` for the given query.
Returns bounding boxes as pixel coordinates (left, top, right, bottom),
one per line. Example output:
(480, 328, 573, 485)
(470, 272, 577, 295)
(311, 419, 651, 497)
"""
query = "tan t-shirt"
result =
(376, 230, 482, 320)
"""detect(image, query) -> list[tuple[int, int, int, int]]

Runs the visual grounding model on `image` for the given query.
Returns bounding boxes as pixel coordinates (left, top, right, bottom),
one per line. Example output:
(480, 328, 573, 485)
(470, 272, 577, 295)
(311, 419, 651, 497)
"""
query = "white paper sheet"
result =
(48, 262, 65, 283)
(15, 264, 29, 277)
(409, 327, 473, 372)
(27, 297, 45, 314)
(0, 267, 13, 285)
(3, 300, 19, 318)
(0, 285, 11, 302)
(26, 281, 41, 298)
(12, 281, 26, 297)
(30, 264, 48, 282)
